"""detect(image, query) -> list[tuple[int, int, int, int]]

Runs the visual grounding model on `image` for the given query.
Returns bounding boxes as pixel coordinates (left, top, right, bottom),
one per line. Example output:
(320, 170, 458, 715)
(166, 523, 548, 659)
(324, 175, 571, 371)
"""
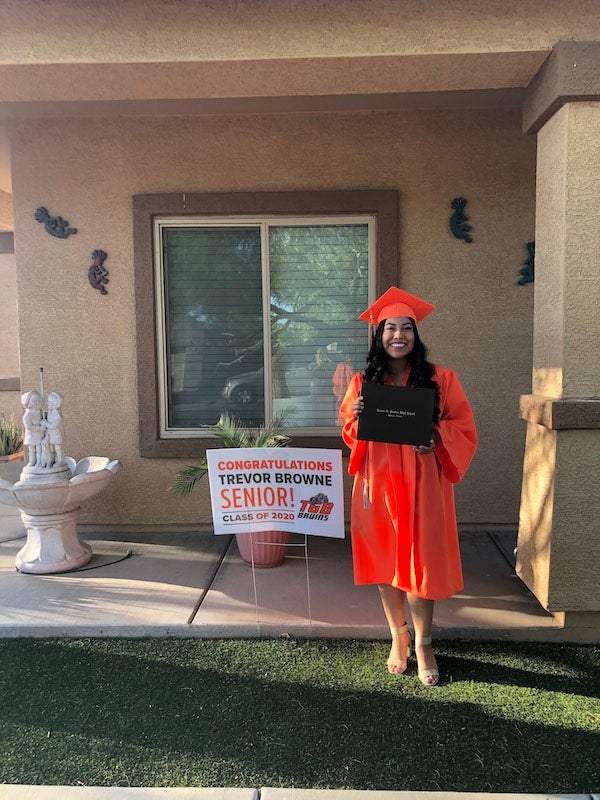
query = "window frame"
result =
(156, 214, 375, 438)
(133, 190, 399, 458)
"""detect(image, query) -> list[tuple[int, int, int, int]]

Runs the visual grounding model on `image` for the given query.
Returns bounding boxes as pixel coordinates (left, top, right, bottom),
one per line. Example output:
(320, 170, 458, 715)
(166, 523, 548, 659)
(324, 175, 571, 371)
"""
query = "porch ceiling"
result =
(0, 51, 547, 118)
(0, 49, 547, 209)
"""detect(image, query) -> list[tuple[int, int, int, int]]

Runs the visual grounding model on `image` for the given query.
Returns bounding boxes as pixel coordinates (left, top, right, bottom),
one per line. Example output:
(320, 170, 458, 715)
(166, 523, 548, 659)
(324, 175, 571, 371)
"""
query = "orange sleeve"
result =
(434, 368, 478, 484)
(333, 362, 354, 402)
(339, 372, 368, 475)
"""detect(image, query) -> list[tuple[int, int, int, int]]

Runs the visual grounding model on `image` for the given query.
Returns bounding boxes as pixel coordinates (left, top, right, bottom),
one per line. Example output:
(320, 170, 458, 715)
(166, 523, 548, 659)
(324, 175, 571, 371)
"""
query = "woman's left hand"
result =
(414, 430, 439, 455)
(414, 439, 435, 455)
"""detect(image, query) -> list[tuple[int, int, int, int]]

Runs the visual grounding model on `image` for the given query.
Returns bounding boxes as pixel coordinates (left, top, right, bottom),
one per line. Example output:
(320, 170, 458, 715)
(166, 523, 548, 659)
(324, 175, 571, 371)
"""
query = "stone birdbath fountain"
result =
(0, 375, 121, 574)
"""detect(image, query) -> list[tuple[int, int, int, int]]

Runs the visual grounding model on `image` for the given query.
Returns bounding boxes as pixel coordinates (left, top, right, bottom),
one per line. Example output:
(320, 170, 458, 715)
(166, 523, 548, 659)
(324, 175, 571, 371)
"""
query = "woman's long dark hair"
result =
(362, 319, 441, 426)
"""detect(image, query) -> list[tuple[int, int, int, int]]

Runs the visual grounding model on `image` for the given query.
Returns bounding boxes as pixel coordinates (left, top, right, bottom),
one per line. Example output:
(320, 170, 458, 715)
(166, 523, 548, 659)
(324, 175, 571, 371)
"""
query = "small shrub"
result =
(171, 411, 291, 496)
(0, 413, 23, 456)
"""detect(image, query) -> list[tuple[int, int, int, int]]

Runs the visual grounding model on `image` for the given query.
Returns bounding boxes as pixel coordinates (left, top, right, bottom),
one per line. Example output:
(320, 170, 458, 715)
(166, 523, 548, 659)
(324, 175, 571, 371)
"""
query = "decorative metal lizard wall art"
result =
(517, 240, 535, 285)
(34, 207, 77, 239)
(88, 250, 109, 294)
(449, 197, 473, 243)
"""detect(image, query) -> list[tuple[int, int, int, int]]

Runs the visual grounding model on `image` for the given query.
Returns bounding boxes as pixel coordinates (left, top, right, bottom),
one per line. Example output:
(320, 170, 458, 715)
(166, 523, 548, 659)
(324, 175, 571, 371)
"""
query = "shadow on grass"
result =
(436, 641, 600, 697)
(0, 638, 598, 791)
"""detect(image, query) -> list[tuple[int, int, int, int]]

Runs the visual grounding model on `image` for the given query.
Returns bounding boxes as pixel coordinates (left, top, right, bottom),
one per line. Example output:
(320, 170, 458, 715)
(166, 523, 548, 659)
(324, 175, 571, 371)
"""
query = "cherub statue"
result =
(21, 389, 44, 466)
(42, 392, 65, 467)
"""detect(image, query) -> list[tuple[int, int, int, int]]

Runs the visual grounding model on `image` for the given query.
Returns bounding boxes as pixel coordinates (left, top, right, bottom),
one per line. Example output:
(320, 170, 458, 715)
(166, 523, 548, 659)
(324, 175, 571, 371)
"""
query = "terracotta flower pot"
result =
(235, 530, 291, 568)
(0, 450, 24, 463)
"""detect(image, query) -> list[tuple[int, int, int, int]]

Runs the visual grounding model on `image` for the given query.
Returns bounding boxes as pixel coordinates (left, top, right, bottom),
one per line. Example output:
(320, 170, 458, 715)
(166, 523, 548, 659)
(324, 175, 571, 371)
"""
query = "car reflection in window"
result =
(221, 367, 265, 407)
(221, 357, 340, 427)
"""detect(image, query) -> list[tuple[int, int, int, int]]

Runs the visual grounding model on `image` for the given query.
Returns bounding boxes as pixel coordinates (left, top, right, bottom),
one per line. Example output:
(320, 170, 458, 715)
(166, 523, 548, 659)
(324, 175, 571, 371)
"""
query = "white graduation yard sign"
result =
(206, 447, 345, 538)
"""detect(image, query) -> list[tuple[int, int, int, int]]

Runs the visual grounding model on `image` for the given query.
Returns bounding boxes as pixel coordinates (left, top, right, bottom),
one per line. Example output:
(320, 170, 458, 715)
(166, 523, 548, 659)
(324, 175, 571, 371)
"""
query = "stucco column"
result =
(519, 42, 600, 634)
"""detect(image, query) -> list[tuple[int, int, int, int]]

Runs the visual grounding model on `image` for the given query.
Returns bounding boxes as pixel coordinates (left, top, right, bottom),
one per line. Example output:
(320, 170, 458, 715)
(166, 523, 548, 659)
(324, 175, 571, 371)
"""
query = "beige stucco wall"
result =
(1, 0, 599, 63)
(517, 99, 600, 612)
(9, 108, 535, 526)
(562, 103, 600, 399)
(533, 103, 600, 399)
(0, 190, 13, 231)
(0, 390, 20, 423)
(0, 125, 12, 195)
(516, 423, 556, 607)
(0, 250, 21, 420)
(518, 424, 600, 612)
(532, 109, 567, 400)
(0, 253, 19, 375)
(552, 428, 600, 610)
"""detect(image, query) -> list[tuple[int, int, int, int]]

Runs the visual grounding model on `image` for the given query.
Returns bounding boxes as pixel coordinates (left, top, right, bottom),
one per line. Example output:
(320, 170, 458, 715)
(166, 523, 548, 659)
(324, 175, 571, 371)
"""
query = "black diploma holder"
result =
(357, 383, 435, 446)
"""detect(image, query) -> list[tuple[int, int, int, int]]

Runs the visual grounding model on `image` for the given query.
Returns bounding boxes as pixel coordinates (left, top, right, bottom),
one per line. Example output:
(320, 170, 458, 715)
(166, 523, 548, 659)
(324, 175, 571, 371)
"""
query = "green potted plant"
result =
(0, 412, 24, 482)
(172, 412, 292, 567)
(0, 412, 24, 461)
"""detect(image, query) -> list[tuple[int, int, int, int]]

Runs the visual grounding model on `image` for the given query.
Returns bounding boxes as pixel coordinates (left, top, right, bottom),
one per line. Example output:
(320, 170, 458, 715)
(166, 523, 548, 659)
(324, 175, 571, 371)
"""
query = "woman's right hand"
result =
(353, 396, 364, 418)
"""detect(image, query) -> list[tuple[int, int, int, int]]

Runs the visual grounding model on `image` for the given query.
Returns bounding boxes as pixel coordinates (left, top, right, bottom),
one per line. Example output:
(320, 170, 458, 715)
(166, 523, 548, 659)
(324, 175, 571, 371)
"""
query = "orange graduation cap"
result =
(358, 286, 436, 326)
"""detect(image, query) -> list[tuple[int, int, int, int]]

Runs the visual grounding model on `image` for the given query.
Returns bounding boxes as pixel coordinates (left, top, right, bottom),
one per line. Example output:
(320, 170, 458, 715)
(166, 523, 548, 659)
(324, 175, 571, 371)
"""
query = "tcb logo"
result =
(299, 493, 334, 516)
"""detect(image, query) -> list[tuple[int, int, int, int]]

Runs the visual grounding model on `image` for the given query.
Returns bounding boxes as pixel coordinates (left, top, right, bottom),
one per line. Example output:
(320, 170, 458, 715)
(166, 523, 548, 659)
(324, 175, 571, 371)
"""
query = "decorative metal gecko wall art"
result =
(449, 197, 473, 243)
(34, 207, 77, 239)
(88, 250, 109, 294)
(517, 240, 535, 285)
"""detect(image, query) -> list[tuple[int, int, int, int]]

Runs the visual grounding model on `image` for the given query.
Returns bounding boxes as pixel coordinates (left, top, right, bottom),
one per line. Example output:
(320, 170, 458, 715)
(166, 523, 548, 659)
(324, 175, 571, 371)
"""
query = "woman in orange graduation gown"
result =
(340, 287, 477, 686)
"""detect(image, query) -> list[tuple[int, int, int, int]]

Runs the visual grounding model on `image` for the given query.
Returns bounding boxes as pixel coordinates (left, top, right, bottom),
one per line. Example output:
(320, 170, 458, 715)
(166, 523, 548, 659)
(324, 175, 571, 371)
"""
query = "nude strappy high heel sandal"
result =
(414, 634, 439, 686)
(387, 623, 412, 675)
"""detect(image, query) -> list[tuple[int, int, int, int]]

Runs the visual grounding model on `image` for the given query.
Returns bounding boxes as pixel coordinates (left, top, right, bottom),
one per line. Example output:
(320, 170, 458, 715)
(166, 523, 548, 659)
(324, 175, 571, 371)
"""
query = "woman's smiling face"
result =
(382, 316, 415, 362)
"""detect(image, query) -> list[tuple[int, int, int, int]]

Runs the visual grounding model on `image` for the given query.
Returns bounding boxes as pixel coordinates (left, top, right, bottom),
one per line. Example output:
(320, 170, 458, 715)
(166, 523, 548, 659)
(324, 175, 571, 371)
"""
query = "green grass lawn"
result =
(0, 638, 598, 791)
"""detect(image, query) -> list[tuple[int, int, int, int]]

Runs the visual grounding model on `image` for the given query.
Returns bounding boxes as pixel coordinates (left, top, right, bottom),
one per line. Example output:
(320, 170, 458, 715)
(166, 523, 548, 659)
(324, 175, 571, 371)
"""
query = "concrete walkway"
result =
(0, 503, 566, 640)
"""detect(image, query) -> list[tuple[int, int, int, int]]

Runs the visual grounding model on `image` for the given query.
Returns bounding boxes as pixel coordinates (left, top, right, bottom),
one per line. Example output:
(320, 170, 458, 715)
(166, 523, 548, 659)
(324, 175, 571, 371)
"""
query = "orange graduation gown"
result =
(340, 366, 477, 600)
